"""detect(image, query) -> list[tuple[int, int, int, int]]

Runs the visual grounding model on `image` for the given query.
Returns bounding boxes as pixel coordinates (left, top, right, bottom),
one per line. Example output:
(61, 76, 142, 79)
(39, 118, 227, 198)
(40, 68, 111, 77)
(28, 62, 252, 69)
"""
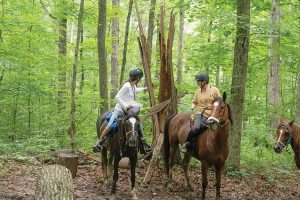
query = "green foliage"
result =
(0, 0, 299, 179)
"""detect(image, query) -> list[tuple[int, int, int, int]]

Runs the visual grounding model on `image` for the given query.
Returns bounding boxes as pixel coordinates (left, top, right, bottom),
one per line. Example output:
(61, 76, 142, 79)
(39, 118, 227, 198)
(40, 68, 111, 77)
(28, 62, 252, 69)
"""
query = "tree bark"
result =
(79, 26, 84, 95)
(58, 17, 67, 112)
(35, 165, 74, 200)
(227, 0, 250, 170)
(98, 0, 108, 112)
(120, 0, 133, 86)
(177, 1, 184, 84)
(268, 0, 280, 129)
(296, 18, 300, 123)
(147, 0, 156, 61)
(70, 0, 84, 150)
(111, 0, 119, 99)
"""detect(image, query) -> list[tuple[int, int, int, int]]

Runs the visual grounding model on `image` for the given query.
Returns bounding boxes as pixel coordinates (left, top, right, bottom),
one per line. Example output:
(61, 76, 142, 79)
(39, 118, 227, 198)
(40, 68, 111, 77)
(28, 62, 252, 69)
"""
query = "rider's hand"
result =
(191, 104, 196, 110)
(127, 105, 133, 110)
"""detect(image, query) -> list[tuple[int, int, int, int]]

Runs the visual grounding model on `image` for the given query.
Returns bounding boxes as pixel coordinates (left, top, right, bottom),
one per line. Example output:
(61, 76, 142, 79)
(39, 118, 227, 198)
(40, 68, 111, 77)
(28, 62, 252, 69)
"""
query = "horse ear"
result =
(289, 119, 295, 126)
(280, 115, 284, 121)
(222, 92, 227, 102)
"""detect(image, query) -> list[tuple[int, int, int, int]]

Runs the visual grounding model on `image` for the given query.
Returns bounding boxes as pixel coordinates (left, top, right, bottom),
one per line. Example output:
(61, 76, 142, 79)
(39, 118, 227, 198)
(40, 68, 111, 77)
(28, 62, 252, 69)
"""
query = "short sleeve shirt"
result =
(192, 85, 221, 117)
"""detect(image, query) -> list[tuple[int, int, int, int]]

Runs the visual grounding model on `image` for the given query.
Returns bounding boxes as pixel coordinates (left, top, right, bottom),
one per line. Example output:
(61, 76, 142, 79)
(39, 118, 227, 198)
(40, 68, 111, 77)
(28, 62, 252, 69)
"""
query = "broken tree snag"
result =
(143, 6, 177, 184)
(57, 152, 78, 178)
(35, 165, 75, 200)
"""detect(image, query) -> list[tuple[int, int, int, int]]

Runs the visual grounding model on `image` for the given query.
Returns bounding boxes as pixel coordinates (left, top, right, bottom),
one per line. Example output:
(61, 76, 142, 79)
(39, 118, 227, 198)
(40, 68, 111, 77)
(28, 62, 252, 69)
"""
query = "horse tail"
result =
(96, 111, 110, 138)
(163, 114, 177, 175)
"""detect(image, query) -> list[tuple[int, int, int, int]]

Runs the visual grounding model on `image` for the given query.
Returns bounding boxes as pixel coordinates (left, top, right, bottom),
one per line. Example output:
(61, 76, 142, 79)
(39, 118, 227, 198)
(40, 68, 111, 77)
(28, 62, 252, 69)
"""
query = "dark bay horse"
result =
(274, 116, 300, 169)
(163, 92, 232, 200)
(96, 111, 140, 200)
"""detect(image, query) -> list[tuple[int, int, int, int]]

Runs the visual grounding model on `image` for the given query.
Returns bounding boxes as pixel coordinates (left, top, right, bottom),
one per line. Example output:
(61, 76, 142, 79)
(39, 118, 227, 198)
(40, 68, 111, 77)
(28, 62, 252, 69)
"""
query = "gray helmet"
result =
(129, 67, 143, 80)
(195, 72, 209, 83)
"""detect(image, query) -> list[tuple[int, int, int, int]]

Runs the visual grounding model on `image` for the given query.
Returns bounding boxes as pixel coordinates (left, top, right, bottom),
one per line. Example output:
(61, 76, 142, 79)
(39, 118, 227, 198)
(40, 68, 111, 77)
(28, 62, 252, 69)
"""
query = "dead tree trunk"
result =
(143, 6, 177, 184)
(35, 165, 74, 200)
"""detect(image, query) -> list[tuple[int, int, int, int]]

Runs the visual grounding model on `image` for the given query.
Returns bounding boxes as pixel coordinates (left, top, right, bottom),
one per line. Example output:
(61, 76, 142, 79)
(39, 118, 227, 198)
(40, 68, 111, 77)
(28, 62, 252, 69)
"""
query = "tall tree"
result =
(120, 0, 133, 86)
(111, 0, 120, 99)
(227, 0, 250, 170)
(147, 0, 156, 61)
(98, 0, 108, 112)
(296, 16, 300, 123)
(70, 0, 84, 150)
(176, 0, 184, 84)
(57, 0, 68, 112)
(268, 0, 280, 128)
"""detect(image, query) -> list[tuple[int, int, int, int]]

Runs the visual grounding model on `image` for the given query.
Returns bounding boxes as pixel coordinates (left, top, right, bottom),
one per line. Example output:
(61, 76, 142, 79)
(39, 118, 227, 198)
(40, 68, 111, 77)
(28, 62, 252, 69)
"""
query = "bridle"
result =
(275, 124, 293, 149)
(207, 98, 229, 127)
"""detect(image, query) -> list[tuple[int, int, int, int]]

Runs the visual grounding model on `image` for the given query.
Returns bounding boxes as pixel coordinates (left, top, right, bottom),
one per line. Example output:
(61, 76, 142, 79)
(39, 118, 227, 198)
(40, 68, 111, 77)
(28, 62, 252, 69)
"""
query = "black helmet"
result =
(195, 72, 209, 83)
(129, 67, 143, 80)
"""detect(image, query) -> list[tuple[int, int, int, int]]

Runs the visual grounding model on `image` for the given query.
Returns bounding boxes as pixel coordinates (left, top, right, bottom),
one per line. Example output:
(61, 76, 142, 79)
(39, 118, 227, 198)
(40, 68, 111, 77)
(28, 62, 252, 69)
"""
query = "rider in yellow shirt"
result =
(181, 72, 221, 152)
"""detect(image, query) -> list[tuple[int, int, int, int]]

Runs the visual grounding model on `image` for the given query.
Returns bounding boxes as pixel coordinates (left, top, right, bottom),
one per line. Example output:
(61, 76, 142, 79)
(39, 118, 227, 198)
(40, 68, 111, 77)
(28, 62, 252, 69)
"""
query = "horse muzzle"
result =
(128, 138, 137, 147)
(274, 144, 283, 153)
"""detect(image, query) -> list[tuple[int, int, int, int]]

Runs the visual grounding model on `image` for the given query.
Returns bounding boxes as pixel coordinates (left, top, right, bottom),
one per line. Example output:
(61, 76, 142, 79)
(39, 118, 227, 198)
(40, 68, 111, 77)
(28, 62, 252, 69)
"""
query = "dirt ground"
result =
(0, 156, 300, 200)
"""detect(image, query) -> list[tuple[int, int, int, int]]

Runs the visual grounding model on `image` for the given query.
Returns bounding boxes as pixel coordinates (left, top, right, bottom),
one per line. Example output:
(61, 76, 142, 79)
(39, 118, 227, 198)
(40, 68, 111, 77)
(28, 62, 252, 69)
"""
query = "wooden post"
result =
(35, 165, 74, 200)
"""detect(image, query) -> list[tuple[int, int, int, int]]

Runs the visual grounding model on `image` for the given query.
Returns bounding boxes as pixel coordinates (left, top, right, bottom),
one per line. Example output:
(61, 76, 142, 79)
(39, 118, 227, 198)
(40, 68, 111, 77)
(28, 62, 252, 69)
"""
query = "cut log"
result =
(57, 152, 79, 178)
(35, 165, 74, 200)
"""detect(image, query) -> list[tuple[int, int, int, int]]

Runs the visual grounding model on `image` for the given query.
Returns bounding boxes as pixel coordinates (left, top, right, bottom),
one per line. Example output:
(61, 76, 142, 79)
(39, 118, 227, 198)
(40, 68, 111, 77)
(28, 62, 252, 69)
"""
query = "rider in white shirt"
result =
(93, 67, 152, 154)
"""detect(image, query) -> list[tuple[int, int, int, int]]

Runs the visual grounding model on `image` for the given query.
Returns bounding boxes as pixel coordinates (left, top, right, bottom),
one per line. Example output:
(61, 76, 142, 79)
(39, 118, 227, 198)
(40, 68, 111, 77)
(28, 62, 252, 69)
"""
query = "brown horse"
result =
(163, 92, 232, 200)
(274, 116, 300, 169)
(96, 111, 140, 200)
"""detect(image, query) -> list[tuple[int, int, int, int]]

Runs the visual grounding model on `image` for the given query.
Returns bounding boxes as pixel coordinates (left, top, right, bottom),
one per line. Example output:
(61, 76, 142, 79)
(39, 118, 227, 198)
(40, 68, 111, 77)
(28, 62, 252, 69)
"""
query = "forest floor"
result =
(0, 154, 300, 200)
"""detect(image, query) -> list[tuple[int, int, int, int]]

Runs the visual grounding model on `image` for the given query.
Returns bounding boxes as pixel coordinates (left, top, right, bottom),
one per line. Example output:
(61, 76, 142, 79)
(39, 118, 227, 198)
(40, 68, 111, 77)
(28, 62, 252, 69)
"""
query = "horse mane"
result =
(227, 103, 233, 125)
(125, 112, 140, 122)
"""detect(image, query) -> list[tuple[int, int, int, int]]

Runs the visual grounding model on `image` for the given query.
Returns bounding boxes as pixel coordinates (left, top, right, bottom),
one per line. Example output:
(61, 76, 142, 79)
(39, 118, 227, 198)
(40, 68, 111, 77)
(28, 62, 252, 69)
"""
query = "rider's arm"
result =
(135, 86, 147, 92)
(214, 87, 222, 97)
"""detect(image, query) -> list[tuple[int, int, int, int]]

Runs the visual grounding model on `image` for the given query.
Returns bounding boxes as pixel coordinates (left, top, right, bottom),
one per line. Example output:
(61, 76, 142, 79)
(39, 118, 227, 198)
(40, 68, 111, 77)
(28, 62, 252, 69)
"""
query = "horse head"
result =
(207, 92, 232, 130)
(274, 116, 294, 153)
(122, 113, 140, 148)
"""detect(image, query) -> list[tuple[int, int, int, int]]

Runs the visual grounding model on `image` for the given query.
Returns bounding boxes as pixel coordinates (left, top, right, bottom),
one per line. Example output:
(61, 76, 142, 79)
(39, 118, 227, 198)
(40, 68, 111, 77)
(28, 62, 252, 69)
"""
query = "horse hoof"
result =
(167, 183, 173, 191)
(130, 188, 138, 200)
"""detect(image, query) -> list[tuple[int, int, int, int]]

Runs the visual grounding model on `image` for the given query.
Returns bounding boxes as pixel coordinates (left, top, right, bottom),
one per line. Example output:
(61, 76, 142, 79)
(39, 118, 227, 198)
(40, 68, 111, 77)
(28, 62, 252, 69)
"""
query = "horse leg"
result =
(182, 153, 194, 191)
(110, 154, 120, 200)
(215, 164, 224, 200)
(129, 154, 138, 200)
(107, 151, 114, 185)
(201, 162, 208, 200)
(167, 146, 176, 191)
(101, 148, 108, 184)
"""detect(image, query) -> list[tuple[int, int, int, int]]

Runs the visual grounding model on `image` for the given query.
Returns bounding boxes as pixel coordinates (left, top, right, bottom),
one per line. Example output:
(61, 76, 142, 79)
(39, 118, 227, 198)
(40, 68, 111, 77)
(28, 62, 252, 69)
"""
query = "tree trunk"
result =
(57, 152, 79, 178)
(35, 165, 74, 200)
(120, 0, 133, 86)
(147, 0, 156, 61)
(98, 0, 108, 112)
(79, 27, 84, 95)
(58, 17, 67, 112)
(227, 0, 250, 170)
(177, 2, 184, 84)
(296, 18, 300, 123)
(268, 0, 280, 129)
(111, 0, 119, 99)
(70, 0, 84, 150)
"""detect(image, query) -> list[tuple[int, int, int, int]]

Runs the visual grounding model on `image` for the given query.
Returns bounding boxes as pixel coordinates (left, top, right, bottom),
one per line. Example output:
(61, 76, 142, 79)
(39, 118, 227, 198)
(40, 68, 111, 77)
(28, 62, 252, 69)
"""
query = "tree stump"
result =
(35, 165, 74, 200)
(57, 152, 78, 178)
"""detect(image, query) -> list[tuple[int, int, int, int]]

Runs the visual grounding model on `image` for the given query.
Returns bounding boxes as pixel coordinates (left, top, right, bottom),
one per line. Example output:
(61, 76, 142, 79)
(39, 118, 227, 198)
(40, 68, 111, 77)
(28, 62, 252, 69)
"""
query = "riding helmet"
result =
(129, 67, 144, 80)
(195, 72, 209, 83)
